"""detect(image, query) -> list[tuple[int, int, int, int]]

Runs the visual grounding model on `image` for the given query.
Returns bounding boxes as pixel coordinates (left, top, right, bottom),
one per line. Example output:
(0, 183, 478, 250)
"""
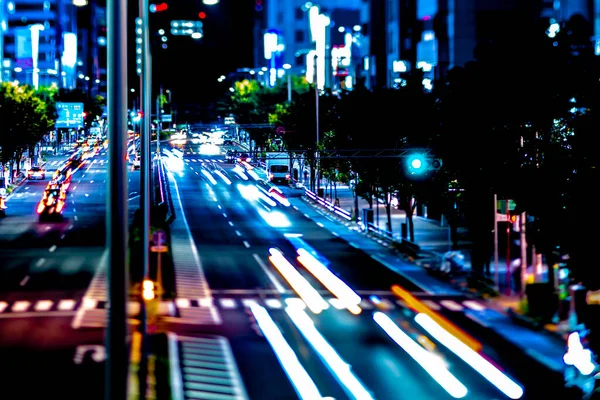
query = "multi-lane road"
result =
(0, 150, 139, 399)
(0, 140, 571, 399)
(161, 141, 569, 400)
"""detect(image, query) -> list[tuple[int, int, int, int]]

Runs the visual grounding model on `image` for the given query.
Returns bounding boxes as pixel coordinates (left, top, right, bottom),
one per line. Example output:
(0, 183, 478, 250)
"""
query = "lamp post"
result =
(282, 63, 292, 103)
(29, 24, 45, 89)
(106, 0, 129, 398)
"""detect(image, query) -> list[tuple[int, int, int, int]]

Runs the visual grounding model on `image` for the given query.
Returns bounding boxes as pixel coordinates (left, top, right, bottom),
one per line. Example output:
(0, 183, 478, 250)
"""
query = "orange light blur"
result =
(36, 202, 45, 214)
(391, 284, 482, 352)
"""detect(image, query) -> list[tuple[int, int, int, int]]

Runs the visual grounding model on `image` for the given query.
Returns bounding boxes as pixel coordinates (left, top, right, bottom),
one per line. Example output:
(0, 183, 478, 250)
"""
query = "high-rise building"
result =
(1, 0, 81, 89)
(257, 0, 368, 90)
(369, 0, 600, 90)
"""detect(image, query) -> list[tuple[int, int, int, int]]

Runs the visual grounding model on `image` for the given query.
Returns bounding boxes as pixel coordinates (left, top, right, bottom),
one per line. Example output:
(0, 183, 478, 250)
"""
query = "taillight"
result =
(36, 202, 45, 214)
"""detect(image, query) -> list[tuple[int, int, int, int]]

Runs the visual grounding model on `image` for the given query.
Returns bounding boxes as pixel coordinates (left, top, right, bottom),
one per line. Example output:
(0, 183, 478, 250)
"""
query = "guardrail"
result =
(304, 188, 352, 221)
(154, 157, 175, 224)
(303, 188, 425, 258)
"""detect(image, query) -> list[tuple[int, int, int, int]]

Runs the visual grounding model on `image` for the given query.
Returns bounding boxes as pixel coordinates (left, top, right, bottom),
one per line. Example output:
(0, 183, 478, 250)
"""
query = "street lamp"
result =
(202, 0, 219, 4)
(72, 0, 88, 6)
(283, 63, 292, 103)
(29, 24, 45, 89)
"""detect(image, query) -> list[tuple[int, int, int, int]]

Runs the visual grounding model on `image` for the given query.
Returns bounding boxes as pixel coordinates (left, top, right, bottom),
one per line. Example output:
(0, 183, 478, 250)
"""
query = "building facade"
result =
(369, 0, 600, 90)
(0, 0, 105, 96)
(257, 0, 368, 90)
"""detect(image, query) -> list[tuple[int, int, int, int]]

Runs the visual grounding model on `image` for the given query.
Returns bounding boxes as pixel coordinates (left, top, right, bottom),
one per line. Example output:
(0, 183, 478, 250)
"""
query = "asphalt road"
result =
(164, 140, 531, 400)
(0, 149, 140, 399)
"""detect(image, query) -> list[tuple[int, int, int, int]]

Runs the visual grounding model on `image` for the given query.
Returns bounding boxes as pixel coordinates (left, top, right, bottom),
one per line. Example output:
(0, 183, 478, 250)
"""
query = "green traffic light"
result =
(407, 153, 427, 175)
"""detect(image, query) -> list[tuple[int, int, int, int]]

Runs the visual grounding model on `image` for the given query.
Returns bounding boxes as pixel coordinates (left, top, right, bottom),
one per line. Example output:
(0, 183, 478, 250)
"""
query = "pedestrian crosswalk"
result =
(0, 298, 79, 314)
(172, 295, 487, 315)
(45, 159, 109, 167)
(184, 158, 225, 163)
(169, 171, 222, 326)
(172, 334, 249, 400)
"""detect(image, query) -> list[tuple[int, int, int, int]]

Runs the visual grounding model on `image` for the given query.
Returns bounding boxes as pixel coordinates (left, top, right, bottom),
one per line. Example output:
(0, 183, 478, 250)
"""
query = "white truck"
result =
(265, 153, 291, 184)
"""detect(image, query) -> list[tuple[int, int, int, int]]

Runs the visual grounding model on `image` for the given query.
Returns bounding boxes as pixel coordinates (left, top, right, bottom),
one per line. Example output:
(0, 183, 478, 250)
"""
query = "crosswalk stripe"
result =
(34, 300, 53, 311)
(12, 301, 31, 312)
(176, 335, 249, 400)
(462, 300, 486, 311)
(0, 302, 8, 313)
(58, 299, 77, 311)
(440, 300, 464, 311)
(422, 300, 442, 310)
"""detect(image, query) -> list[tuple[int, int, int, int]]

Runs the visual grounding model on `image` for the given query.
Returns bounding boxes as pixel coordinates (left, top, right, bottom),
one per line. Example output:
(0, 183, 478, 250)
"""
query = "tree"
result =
(268, 87, 339, 191)
(0, 82, 53, 181)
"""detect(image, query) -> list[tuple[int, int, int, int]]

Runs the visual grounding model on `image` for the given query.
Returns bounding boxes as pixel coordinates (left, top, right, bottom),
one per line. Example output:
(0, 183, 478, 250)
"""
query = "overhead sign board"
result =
(161, 114, 172, 122)
(56, 102, 85, 128)
(170, 20, 203, 36)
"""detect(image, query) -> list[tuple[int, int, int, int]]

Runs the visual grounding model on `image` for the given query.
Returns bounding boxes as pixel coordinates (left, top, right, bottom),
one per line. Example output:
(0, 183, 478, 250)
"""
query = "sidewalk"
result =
(292, 189, 584, 391)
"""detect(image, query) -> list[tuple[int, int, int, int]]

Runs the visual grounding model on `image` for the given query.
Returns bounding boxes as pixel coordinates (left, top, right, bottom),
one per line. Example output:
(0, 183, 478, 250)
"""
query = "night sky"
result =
(141, 0, 256, 105)
(121, 0, 256, 107)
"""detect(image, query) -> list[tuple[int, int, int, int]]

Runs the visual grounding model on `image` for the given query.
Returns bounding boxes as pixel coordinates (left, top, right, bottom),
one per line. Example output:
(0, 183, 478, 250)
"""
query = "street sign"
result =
(587, 290, 600, 305)
(152, 229, 166, 246)
(151, 245, 168, 253)
(161, 114, 172, 122)
(56, 102, 85, 128)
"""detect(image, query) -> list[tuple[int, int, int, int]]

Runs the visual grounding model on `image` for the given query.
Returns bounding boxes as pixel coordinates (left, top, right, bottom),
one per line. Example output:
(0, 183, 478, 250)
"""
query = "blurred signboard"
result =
(170, 20, 202, 36)
(587, 290, 600, 305)
(161, 114, 172, 122)
(56, 102, 85, 128)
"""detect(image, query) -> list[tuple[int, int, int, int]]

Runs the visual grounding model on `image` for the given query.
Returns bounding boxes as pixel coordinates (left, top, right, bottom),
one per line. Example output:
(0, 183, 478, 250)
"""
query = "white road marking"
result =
(228, 221, 234, 227)
(235, 230, 242, 236)
(58, 299, 77, 311)
(243, 241, 251, 248)
(252, 253, 286, 293)
(49, 245, 57, 252)
(12, 301, 31, 312)
(19, 276, 30, 286)
(36, 258, 46, 267)
(219, 299, 237, 309)
(34, 300, 53, 311)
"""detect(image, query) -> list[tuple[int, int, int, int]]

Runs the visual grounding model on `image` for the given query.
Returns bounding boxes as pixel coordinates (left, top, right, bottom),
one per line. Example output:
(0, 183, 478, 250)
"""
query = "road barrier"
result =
(304, 188, 352, 221)
(153, 157, 175, 224)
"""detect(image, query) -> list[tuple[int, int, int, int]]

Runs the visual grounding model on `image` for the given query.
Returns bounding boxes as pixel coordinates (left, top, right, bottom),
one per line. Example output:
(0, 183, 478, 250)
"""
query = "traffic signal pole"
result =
(106, 0, 129, 399)
(139, 0, 152, 396)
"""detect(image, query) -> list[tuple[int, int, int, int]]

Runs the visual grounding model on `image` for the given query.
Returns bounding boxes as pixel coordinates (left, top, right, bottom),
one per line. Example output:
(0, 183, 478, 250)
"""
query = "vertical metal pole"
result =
(106, 0, 128, 399)
(139, 0, 150, 304)
(0, 0, 5, 83)
(314, 54, 319, 194)
(505, 200, 511, 294)
(520, 212, 527, 298)
(493, 194, 499, 290)
(139, 0, 151, 395)
(287, 73, 292, 103)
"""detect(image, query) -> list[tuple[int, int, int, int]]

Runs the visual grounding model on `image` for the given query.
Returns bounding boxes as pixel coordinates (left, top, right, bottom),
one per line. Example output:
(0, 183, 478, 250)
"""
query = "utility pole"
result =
(520, 212, 527, 298)
(105, 0, 129, 399)
(493, 194, 499, 291)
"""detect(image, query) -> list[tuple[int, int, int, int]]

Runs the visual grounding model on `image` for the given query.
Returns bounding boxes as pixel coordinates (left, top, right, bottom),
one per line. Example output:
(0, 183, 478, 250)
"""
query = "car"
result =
(27, 166, 46, 180)
(238, 152, 251, 163)
(37, 187, 66, 222)
(225, 150, 237, 163)
(133, 155, 141, 170)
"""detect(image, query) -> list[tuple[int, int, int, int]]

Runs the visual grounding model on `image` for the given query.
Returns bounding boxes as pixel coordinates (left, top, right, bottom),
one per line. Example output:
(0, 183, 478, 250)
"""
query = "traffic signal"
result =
(149, 3, 168, 13)
(142, 280, 156, 301)
(255, 0, 262, 12)
(198, 11, 206, 19)
(406, 153, 428, 175)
